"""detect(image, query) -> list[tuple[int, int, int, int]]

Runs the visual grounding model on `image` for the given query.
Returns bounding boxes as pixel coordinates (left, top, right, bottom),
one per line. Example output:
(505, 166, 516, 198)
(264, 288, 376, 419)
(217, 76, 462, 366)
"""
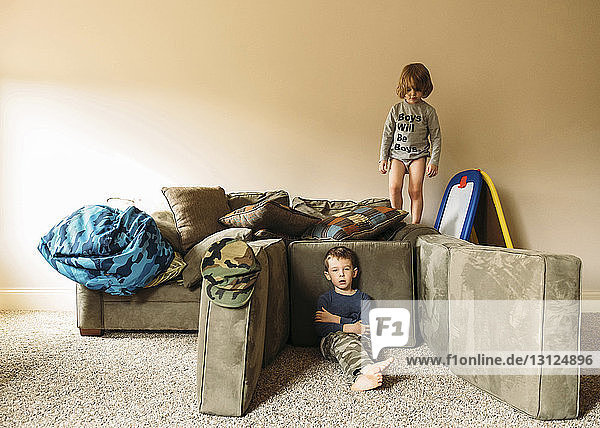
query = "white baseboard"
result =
(1, 288, 600, 312)
(0, 289, 76, 311)
(582, 291, 600, 313)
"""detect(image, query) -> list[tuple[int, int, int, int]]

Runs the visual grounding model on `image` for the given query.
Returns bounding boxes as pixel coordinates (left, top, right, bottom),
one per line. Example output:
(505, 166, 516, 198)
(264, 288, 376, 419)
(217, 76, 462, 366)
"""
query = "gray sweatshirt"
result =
(380, 100, 442, 166)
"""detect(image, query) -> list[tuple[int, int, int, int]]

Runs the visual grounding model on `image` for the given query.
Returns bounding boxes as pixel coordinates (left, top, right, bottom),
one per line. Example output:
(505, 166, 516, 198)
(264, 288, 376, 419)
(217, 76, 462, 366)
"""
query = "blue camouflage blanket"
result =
(38, 205, 174, 295)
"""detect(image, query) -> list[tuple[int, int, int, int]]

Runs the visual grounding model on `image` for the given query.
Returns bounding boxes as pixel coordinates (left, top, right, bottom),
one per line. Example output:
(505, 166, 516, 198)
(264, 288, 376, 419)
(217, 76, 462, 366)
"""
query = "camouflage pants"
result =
(320, 331, 373, 382)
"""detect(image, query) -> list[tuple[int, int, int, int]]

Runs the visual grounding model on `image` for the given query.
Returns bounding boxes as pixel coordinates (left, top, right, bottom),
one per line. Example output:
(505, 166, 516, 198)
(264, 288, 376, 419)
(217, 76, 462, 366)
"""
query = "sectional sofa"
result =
(75, 188, 581, 419)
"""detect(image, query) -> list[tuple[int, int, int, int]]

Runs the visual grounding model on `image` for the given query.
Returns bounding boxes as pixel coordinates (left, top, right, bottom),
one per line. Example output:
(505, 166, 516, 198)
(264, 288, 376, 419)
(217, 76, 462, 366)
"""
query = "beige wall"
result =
(1, 1, 599, 302)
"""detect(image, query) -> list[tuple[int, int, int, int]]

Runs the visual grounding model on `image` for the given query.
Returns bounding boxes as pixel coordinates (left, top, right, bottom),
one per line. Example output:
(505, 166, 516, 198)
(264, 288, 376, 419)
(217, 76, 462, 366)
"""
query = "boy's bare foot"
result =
(361, 357, 394, 376)
(349, 358, 394, 391)
(351, 373, 383, 391)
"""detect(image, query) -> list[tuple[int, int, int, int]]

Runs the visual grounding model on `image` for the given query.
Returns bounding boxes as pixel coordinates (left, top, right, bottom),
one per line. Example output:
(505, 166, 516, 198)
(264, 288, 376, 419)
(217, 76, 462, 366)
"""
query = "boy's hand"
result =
(343, 321, 368, 335)
(314, 307, 341, 324)
(426, 163, 438, 177)
(379, 160, 388, 174)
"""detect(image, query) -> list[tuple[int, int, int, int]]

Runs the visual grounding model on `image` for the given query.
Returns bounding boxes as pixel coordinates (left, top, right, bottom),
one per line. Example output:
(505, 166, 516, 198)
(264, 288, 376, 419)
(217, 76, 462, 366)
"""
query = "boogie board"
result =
(434, 169, 483, 240)
(435, 169, 513, 248)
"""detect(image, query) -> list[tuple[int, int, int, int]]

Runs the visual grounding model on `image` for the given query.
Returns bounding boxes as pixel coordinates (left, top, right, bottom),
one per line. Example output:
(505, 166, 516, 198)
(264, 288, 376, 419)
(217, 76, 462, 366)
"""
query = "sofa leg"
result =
(79, 328, 103, 336)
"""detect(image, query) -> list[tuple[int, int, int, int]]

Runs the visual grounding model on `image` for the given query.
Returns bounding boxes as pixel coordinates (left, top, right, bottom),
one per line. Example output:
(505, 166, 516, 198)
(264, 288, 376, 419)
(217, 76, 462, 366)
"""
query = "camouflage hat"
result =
(201, 238, 261, 308)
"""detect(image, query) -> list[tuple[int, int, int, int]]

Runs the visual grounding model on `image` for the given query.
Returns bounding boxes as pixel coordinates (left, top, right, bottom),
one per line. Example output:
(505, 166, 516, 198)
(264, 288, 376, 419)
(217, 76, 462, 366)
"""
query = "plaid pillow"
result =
(219, 201, 320, 236)
(303, 206, 408, 240)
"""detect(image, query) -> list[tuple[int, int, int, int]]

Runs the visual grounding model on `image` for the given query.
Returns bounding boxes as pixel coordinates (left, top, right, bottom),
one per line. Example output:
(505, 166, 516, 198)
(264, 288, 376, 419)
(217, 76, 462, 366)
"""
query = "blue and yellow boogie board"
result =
(434, 169, 513, 248)
(434, 169, 483, 240)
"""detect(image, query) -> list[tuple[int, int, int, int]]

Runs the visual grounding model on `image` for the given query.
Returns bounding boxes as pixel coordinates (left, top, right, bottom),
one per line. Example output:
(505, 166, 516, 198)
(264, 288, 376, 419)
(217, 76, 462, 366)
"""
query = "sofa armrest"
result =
(416, 233, 582, 420)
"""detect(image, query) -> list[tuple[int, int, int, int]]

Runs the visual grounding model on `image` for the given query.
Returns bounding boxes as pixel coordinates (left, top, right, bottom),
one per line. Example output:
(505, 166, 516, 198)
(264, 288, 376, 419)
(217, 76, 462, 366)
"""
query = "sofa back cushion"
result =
(288, 240, 415, 347)
(292, 196, 391, 219)
(150, 210, 184, 253)
(162, 186, 230, 252)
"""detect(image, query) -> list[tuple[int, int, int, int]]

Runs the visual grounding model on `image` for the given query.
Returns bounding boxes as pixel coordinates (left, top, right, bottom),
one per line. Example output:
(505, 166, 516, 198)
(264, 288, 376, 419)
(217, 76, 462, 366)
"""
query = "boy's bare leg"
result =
(388, 159, 406, 210)
(408, 158, 426, 224)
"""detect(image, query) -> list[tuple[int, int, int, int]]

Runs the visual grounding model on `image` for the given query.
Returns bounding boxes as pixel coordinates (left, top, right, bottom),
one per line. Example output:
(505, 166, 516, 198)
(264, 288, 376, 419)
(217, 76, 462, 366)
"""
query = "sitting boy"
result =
(314, 246, 393, 391)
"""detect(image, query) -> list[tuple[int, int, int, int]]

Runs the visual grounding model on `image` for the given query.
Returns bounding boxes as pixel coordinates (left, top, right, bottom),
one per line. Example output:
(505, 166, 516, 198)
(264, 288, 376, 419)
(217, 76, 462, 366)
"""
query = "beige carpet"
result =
(1, 311, 599, 427)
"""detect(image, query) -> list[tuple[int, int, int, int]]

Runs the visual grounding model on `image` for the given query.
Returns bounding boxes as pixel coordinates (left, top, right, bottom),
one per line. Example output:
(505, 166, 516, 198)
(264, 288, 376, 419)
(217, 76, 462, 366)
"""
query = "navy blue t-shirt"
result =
(314, 289, 372, 338)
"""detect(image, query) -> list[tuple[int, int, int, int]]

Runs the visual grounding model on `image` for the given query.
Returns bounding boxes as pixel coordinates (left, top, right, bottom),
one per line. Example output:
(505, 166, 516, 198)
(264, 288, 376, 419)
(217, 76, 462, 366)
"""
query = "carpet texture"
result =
(1, 311, 599, 427)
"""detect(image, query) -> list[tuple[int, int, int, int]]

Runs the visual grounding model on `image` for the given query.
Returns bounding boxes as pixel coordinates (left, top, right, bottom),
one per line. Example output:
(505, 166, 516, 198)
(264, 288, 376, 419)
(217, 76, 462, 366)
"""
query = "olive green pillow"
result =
(292, 196, 391, 219)
(150, 210, 183, 253)
(162, 186, 230, 252)
(227, 190, 290, 211)
(219, 201, 319, 236)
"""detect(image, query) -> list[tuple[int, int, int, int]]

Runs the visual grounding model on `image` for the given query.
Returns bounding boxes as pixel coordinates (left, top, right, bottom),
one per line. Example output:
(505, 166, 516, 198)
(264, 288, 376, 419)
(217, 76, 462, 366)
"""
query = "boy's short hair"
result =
(323, 246, 358, 271)
(396, 63, 434, 99)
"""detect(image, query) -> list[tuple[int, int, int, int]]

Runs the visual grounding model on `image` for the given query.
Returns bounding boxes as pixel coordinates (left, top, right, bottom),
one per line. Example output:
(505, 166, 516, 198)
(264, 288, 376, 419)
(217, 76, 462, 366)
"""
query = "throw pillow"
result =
(162, 186, 230, 252)
(182, 227, 253, 289)
(150, 210, 183, 253)
(303, 206, 408, 240)
(253, 229, 297, 246)
(144, 252, 186, 288)
(292, 196, 391, 219)
(219, 201, 320, 236)
(227, 190, 290, 211)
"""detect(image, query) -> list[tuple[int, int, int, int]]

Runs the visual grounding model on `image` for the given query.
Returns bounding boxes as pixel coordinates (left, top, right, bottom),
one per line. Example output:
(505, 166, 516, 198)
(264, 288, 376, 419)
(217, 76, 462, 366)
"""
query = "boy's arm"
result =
(314, 295, 350, 337)
(315, 306, 353, 325)
(427, 107, 442, 166)
(380, 105, 396, 162)
(342, 321, 367, 335)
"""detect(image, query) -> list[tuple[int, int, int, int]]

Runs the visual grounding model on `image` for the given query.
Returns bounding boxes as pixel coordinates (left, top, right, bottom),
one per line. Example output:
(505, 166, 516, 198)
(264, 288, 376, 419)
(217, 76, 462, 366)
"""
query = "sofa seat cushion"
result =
(219, 201, 320, 236)
(102, 280, 199, 303)
(304, 206, 408, 241)
(248, 239, 289, 367)
(162, 186, 231, 252)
